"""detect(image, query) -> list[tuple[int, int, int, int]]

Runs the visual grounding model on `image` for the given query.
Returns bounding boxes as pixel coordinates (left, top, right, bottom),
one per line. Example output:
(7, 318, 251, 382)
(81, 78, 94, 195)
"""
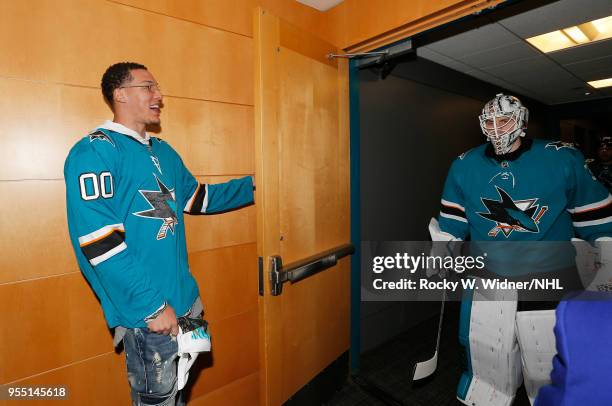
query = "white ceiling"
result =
(295, 0, 343, 12)
(417, 0, 612, 105)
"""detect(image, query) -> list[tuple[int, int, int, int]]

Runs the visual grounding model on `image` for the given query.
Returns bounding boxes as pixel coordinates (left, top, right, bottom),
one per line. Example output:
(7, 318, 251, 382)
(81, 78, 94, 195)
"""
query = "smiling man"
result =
(64, 62, 254, 405)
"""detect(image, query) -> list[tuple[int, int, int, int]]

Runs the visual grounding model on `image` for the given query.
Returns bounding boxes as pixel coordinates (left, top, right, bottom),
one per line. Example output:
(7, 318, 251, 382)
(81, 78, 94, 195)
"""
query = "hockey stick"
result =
(412, 218, 456, 380)
(412, 283, 446, 380)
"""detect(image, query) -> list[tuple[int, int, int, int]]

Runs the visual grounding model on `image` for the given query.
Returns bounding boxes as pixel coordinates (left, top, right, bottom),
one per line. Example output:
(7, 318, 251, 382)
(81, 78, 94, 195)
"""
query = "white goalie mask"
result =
(479, 93, 529, 155)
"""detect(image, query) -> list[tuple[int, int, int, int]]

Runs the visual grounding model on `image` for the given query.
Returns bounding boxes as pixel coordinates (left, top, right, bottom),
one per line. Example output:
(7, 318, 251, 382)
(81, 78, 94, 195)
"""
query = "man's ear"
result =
(113, 87, 127, 104)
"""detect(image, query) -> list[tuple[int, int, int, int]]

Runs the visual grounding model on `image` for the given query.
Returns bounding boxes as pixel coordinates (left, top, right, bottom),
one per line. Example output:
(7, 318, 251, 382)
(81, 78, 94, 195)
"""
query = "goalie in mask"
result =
(429, 94, 612, 405)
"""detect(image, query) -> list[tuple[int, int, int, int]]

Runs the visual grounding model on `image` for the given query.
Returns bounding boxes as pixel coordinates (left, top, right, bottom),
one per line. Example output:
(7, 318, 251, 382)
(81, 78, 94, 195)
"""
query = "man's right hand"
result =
(147, 305, 179, 336)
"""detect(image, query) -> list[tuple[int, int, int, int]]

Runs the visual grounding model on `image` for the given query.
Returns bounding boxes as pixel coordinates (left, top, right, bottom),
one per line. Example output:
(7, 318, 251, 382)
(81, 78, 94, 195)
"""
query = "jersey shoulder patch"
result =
(66, 131, 119, 172)
(536, 139, 584, 165)
(88, 130, 116, 148)
(544, 140, 576, 151)
(457, 144, 485, 160)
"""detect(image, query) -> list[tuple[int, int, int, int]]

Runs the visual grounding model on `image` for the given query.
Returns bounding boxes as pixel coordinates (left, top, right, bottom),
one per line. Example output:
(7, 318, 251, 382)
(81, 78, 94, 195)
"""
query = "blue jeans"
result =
(123, 328, 185, 406)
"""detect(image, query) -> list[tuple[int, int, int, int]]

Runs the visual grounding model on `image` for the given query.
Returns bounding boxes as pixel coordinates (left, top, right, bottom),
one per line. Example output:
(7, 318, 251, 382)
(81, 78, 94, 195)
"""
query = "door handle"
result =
(269, 243, 354, 296)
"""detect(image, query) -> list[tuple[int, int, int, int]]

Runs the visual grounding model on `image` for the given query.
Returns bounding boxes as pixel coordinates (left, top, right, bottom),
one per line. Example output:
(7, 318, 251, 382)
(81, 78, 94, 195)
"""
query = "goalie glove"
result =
(427, 218, 462, 278)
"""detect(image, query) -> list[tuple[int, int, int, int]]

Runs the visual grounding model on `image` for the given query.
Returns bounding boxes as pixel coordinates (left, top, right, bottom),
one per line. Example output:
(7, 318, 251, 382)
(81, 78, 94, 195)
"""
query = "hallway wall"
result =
(0, 1, 326, 404)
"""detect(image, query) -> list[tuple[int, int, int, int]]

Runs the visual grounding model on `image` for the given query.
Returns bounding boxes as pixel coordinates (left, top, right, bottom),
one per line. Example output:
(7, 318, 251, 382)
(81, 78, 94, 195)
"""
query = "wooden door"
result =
(253, 7, 351, 406)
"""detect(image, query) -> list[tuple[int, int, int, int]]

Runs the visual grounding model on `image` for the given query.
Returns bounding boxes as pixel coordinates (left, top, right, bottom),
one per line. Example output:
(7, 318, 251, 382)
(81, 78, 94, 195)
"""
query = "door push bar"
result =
(269, 243, 355, 296)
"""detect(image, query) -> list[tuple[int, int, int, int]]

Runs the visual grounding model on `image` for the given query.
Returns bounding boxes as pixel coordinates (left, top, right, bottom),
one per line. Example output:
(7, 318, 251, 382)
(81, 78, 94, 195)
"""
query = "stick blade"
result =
(412, 351, 438, 381)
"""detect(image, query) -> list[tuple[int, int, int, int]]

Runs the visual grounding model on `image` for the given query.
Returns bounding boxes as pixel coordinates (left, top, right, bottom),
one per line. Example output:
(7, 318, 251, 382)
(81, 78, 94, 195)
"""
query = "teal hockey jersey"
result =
(65, 121, 254, 328)
(438, 139, 612, 274)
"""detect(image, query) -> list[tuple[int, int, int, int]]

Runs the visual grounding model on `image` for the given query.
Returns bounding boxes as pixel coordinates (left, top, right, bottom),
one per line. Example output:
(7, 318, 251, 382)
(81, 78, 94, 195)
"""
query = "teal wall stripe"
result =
(349, 58, 361, 375)
(457, 285, 475, 400)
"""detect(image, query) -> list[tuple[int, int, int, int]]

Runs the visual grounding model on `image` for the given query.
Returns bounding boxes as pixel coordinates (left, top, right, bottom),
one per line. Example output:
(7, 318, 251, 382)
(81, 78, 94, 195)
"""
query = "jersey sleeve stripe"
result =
(201, 185, 209, 213)
(78, 223, 125, 246)
(81, 230, 126, 265)
(572, 215, 612, 228)
(567, 195, 612, 213)
(184, 184, 201, 213)
(89, 241, 127, 266)
(184, 184, 209, 214)
(440, 211, 468, 223)
(441, 199, 465, 212)
(570, 202, 612, 223)
(440, 205, 467, 220)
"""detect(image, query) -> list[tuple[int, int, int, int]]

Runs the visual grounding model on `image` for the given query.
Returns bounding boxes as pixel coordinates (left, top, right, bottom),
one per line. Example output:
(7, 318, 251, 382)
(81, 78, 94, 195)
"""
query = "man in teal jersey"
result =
(64, 62, 254, 405)
(432, 94, 612, 406)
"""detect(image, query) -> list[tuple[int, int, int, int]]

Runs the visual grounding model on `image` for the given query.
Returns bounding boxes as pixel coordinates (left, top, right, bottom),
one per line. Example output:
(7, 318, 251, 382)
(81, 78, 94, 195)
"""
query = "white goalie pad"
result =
(515, 310, 556, 405)
(459, 287, 522, 406)
(572, 237, 612, 292)
(572, 237, 600, 288)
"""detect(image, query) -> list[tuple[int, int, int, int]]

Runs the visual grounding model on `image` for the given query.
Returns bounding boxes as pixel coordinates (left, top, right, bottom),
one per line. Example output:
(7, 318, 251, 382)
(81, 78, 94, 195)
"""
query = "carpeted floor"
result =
(327, 302, 532, 406)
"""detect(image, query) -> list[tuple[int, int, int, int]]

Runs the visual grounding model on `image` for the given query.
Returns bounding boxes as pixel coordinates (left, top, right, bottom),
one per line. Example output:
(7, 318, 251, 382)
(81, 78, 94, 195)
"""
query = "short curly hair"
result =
(101, 62, 147, 107)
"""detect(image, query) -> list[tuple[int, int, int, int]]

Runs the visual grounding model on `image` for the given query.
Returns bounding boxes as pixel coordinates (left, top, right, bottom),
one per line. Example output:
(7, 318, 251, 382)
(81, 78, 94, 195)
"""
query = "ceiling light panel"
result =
(588, 77, 612, 88)
(527, 15, 612, 53)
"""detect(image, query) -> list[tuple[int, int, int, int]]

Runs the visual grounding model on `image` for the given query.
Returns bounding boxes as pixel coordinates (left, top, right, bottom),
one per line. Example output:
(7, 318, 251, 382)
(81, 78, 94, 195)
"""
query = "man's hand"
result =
(147, 305, 179, 336)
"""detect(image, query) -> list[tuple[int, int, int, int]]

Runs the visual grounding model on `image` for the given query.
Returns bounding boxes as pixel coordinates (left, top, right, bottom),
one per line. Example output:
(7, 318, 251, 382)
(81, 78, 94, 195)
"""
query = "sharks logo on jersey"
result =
(133, 174, 178, 240)
(545, 141, 575, 151)
(89, 130, 115, 147)
(477, 186, 548, 237)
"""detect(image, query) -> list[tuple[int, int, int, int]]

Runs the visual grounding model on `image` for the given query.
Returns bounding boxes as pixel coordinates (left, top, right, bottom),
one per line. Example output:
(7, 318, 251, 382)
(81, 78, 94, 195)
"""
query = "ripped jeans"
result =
(123, 328, 185, 406)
